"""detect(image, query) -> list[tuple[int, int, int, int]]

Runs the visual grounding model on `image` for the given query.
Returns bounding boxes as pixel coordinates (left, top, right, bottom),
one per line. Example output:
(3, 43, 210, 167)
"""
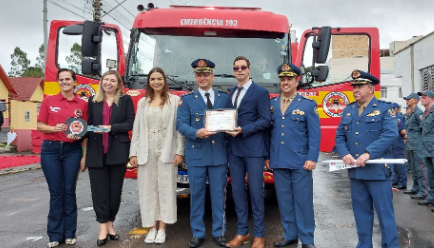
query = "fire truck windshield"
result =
(127, 32, 289, 91)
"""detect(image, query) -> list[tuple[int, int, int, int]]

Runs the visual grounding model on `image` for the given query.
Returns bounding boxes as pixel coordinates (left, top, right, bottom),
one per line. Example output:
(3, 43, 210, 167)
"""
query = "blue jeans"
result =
(41, 140, 82, 242)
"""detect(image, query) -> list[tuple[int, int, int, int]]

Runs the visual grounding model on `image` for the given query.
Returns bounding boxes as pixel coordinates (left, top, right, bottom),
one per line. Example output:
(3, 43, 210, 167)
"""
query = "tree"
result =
(65, 43, 83, 73)
(35, 44, 45, 70)
(21, 66, 44, 77)
(9, 47, 30, 77)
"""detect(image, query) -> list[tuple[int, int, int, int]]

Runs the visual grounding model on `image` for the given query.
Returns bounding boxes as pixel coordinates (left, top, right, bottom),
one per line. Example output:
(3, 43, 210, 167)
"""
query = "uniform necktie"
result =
(358, 105, 365, 116)
(281, 99, 290, 114)
(233, 86, 243, 108)
(205, 92, 213, 109)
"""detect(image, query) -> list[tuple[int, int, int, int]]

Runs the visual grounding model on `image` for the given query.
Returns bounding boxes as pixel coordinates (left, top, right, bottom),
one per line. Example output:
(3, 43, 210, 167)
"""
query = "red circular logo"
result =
(322, 92, 349, 117)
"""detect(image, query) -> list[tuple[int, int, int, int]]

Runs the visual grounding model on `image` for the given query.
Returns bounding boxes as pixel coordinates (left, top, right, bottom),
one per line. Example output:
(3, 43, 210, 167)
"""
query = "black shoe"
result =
(411, 194, 426, 200)
(189, 237, 204, 248)
(394, 185, 407, 190)
(403, 190, 417, 195)
(108, 233, 119, 240)
(213, 236, 226, 247)
(97, 235, 108, 246)
(274, 238, 298, 247)
(392, 182, 397, 186)
(431, 207, 434, 212)
(418, 200, 434, 205)
(302, 244, 316, 248)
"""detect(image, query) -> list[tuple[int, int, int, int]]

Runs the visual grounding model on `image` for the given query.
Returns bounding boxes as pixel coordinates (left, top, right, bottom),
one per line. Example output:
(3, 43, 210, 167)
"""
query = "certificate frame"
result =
(204, 108, 238, 132)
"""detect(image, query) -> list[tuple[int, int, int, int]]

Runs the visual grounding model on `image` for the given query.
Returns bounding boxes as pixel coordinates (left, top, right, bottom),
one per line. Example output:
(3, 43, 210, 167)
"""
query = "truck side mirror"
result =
(311, 66, 329, 82)
(63, 25, 83, 35)
(82, 59, 101, 75)
(82, 20, 102, 57)
(312, 26, 331, 64)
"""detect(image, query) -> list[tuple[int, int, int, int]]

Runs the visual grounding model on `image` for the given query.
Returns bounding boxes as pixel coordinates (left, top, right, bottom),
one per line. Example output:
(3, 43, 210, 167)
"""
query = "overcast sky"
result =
(1, 0, 433, 75)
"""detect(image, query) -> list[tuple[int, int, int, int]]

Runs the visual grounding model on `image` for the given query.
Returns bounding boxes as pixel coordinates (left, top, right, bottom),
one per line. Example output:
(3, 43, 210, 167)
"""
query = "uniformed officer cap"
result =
(277, 63, 300, 77)
(403, 93, 420, 100)
(350, 70, 379, 86)
(392, 103, 401, 109)
(417, 90, 434, 99)
(191, 59, 215, 73)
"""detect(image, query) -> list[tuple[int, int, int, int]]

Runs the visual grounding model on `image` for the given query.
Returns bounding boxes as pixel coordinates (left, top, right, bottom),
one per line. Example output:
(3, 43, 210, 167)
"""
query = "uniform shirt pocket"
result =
(365, 116, 382, 131)
(293, 145, 308, 154)
(342, 117, 353, 132)
(290, 114, 306, 130)
(190, 109, 204, 128)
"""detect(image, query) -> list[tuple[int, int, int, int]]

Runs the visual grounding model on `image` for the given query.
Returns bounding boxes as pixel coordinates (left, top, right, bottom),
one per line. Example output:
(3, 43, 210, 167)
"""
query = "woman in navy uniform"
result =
(176, 59, 230, 248)
(335, 70, 399, 248)
(265, 63, 320, 248)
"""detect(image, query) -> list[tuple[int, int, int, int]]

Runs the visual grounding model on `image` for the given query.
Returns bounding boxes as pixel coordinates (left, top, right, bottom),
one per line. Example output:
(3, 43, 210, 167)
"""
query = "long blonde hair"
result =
(93, 70, 124, 104)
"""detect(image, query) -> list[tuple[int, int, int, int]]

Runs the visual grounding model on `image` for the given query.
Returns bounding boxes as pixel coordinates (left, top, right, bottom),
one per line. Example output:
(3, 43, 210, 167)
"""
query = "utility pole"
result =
(93, 0, 102, 23)
(43, 0, 48, 55)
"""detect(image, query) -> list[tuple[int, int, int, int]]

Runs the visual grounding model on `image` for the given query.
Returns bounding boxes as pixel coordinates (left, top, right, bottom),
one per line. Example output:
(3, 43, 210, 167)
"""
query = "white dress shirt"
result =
(232, 79, 252, 107)
(198, 88, 215, 106)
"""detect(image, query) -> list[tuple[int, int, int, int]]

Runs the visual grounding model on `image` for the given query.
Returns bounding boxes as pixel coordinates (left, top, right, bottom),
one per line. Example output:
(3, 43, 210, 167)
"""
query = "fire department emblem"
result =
(64, 117, 87, 137)
(352, 70, 361, 79)
(282, 64, 290, 71)
(74, 84, 95, 100)
(322, 92, 349, 117)
(74, 109, 83, 118)
(198, 60, 207, 67)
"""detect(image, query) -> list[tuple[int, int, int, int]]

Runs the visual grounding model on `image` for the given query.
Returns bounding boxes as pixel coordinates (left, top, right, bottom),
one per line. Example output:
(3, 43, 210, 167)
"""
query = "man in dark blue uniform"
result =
(225, 56, 271, 248)
(391, 103, 407, 189)
(335, 70, 399, 248)
(176, 59, 230, 248)
(417, 90, 434, 208)
(402, 93, 429, 199)
(404, 106, 411, 173)
(265, 64, 320, 248)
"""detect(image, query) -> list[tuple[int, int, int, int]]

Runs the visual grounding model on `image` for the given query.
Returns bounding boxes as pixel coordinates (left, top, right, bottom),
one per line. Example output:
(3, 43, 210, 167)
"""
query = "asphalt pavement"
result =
(0, 153, 433, 248)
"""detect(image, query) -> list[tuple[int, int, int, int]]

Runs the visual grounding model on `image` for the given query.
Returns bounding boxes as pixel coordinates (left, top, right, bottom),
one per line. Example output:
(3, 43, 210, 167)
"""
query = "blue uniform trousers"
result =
(350, 179, 398, 248)
(405, 149, 411, 172)
(424, 157, 434, 203)
(274, 168, 314, 244)
(229, 154, 265, 237)
(408, 150, 428, 195)
(392, 148, 407, 186)
(188, 164, 228, 238)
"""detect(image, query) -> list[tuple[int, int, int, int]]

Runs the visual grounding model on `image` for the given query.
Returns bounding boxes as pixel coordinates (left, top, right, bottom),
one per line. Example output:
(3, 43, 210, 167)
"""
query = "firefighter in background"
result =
(391, 103, 407, 190)
(404, 106, 411, 173)
(335, 70, 399, 247)
(402, 93, 429, 199)
(265, 63, 320, 248)
(417, 90, 434, 208)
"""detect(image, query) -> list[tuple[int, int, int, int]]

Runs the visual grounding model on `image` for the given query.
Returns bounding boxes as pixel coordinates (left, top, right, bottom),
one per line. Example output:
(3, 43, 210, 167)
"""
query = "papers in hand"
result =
(323, 159, 408, 172)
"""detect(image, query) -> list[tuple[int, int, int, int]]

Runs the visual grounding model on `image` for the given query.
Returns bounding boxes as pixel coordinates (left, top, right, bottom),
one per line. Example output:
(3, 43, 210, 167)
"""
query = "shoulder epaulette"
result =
(349, 101, 357, 105)
(302, 96, 314, 101)
(377, 99, 392, 105)
(217, 89, 229, 95)
(181, 92, 193, 98)
(270, 96, 277, 100)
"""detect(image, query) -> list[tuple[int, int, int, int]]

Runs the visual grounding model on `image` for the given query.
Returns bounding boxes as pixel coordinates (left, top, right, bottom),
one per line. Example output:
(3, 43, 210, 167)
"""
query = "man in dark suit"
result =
(225, 56, 271, 248)
(177, 59, 230, 248)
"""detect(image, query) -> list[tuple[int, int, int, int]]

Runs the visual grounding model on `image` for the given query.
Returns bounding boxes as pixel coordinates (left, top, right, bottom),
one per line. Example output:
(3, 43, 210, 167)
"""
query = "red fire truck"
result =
(42, 4, 380, 192)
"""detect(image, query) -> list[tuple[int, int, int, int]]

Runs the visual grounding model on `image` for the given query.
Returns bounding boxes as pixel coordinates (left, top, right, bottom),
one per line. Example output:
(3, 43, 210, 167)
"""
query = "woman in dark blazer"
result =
(84, 70, 135, 246)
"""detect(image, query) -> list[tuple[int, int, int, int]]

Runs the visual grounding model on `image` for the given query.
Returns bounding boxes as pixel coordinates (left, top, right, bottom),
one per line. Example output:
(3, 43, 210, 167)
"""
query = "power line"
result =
(48, 0, 89, 19)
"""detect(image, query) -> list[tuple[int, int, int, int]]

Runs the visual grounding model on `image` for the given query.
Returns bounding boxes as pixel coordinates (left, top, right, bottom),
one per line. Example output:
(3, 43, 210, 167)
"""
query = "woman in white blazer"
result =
(129, 67, 185, 244)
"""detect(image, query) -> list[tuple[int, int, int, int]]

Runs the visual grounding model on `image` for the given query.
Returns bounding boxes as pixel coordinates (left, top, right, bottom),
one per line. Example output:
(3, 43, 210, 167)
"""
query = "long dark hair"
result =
(145, 67, 170, 106)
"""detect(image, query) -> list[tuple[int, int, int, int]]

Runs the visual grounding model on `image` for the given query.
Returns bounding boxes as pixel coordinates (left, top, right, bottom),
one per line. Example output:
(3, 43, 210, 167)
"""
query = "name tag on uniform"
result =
(366, 110, 380, 116)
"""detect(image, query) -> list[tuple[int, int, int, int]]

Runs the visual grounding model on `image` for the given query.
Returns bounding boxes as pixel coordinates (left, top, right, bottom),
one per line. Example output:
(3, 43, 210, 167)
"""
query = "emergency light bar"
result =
(169, 5, 262, 11)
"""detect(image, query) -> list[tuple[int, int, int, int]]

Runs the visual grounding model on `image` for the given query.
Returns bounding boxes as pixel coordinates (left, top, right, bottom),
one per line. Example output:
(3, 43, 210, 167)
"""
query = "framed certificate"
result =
(204, 108, 238, 132)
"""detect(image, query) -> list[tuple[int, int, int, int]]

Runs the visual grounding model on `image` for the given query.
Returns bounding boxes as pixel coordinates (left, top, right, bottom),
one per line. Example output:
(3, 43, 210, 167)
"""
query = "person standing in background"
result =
(402, 93, 429, 199)
(416, 90, 434, 208)
(84, 70, 135, 246)
(391, 103, 407, 190)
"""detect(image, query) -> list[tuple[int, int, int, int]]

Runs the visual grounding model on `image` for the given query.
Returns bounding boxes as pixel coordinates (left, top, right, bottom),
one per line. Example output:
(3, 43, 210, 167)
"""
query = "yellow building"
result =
(8, 77, 44, 151)
(0, 64, 17, 129)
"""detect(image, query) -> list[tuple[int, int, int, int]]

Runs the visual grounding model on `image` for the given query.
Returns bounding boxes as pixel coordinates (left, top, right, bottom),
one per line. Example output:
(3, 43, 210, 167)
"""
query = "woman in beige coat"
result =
(129, 67, 185, 244)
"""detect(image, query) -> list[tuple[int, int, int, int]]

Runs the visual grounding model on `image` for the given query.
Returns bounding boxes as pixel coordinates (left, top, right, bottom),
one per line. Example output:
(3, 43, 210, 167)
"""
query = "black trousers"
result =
(88, 158, 126, 223)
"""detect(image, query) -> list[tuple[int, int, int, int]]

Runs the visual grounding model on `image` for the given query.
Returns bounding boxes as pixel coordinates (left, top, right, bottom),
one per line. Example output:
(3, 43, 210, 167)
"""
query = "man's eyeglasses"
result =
(233, 66, 248, 72)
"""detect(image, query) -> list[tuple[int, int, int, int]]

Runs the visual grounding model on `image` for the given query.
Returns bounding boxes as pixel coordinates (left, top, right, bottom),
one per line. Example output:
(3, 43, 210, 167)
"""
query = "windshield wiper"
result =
(166, 75, 194, 91)
(214, 74, 235, 78)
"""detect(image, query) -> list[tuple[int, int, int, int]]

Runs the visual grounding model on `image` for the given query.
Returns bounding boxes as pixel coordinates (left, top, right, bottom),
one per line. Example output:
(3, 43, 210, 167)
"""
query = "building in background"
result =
(8, 77, 44, 151)
(0, 64, 17, 130)
(394, 32, 434, 104)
